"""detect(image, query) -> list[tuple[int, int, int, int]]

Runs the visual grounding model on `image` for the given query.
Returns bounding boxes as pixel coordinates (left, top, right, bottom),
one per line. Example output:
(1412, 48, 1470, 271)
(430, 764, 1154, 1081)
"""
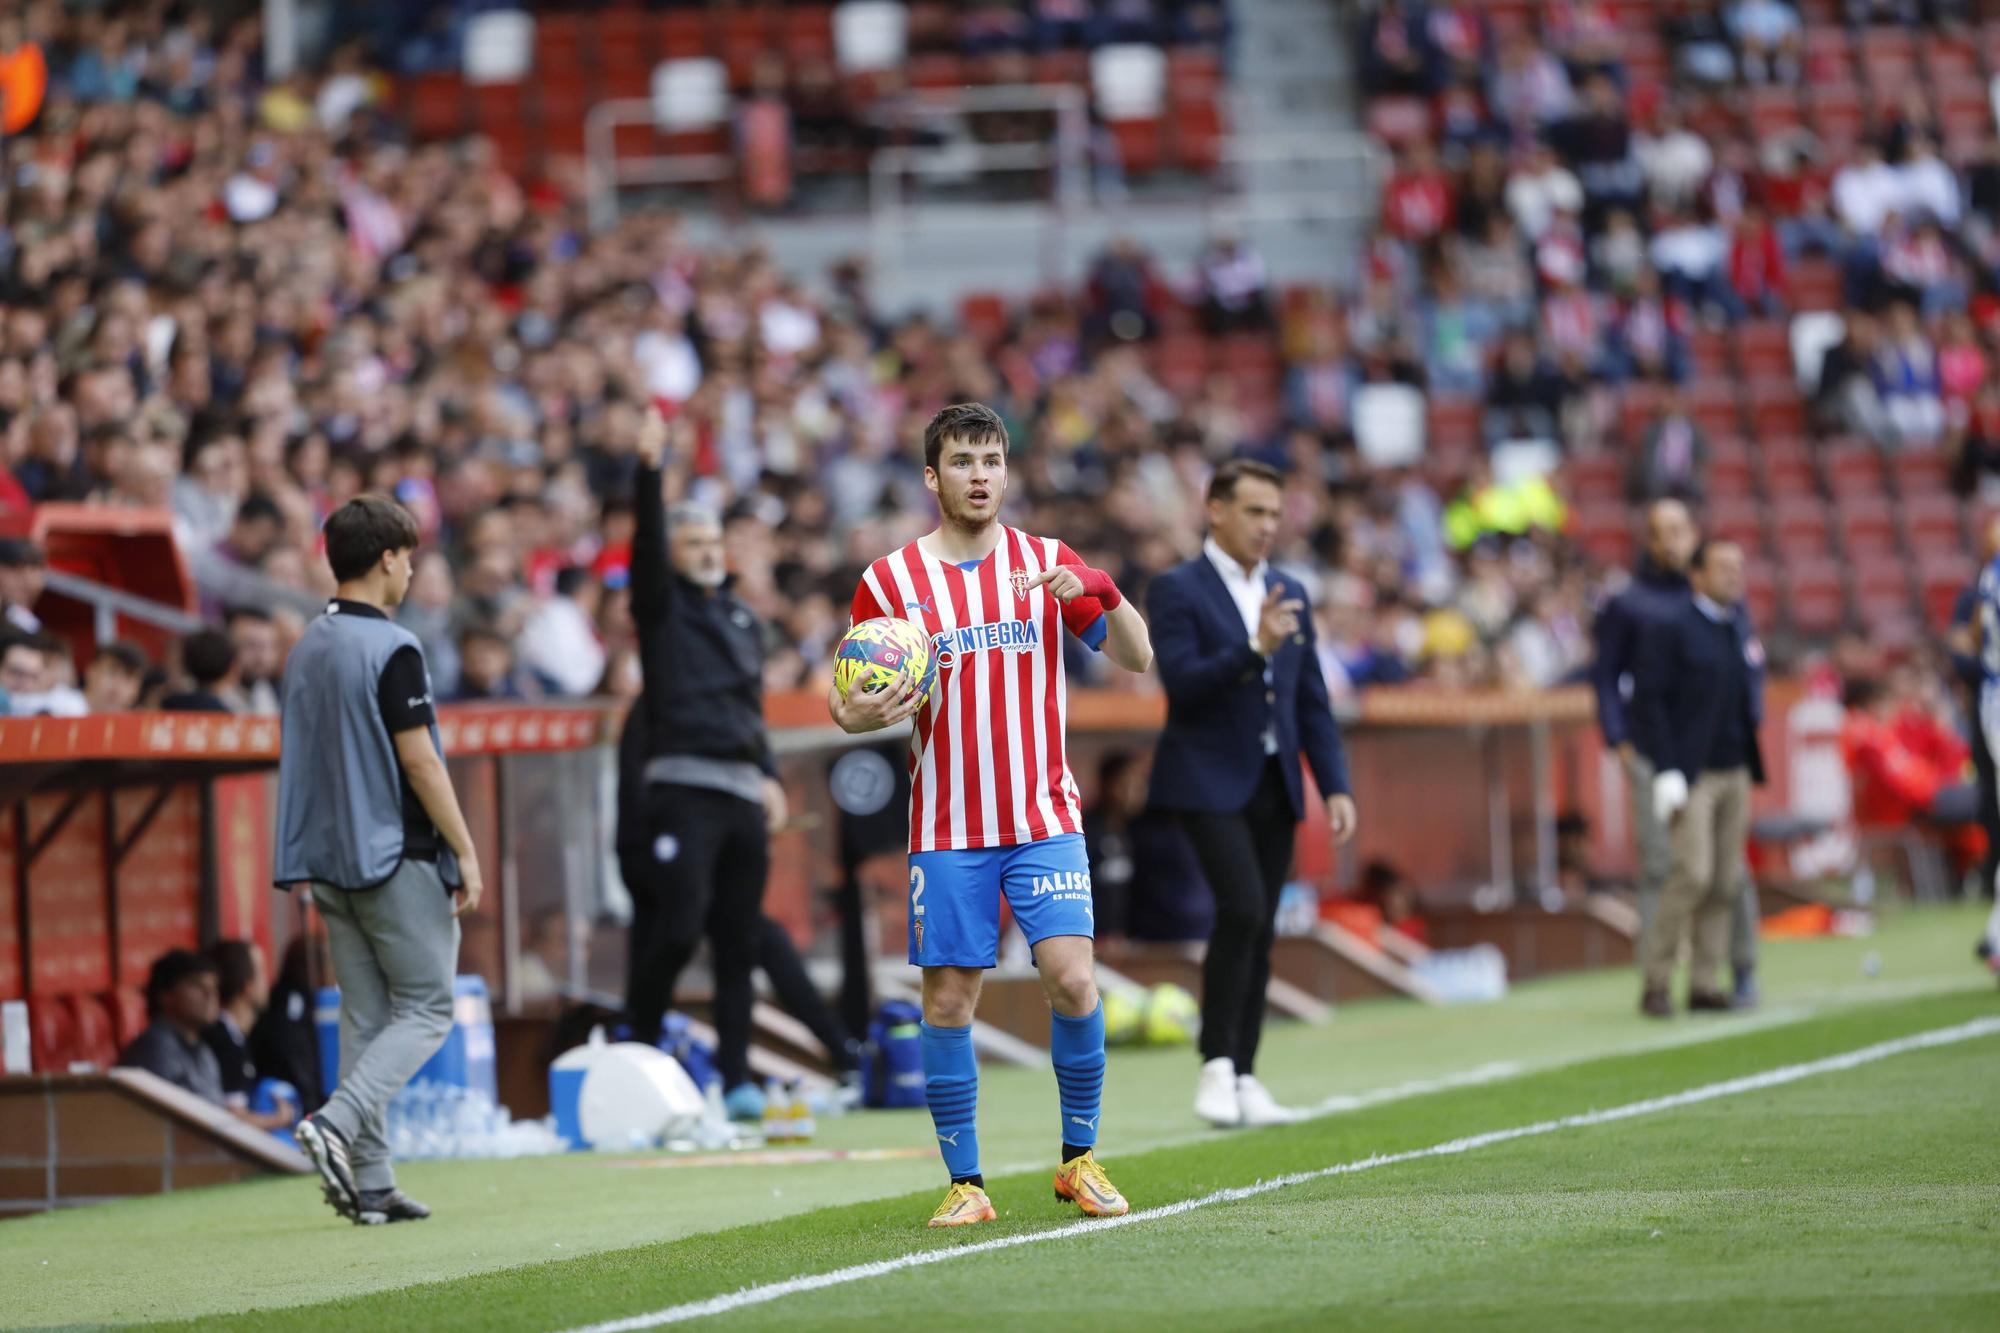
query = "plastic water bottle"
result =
(762, 1080, 791, 1143)
(785, 1080, 815, 1142)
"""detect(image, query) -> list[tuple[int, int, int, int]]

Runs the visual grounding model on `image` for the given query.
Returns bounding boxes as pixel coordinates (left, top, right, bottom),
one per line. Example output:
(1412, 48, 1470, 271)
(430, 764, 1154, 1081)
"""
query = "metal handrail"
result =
(42, 567, 204, 644)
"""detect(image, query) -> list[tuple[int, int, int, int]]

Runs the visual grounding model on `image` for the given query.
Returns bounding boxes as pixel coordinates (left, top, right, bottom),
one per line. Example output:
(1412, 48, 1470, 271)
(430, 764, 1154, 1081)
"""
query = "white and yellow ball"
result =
(1142, 983, 1200, 1047)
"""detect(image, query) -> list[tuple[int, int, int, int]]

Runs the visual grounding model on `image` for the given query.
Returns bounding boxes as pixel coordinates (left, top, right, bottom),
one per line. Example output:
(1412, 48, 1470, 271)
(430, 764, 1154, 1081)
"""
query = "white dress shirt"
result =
(1204, 537, 1280, 755)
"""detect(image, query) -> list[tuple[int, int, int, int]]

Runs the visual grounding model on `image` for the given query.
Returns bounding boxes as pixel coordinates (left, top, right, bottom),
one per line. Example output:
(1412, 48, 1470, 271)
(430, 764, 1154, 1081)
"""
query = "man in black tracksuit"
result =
(623, 407, 786, 1109)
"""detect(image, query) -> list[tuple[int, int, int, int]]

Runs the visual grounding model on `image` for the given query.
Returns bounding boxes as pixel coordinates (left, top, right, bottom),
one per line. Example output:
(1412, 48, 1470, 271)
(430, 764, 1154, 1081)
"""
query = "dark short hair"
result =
(1691, 539, 1740, 572)
(1206, 458, 1285, 504)
(235, 492, 284, 528)
(223, 605, 273, 630)
(0, 627, 42, 661)
(459, 620, 511, 652)
(0, 538, 45, 568)
(922, 402, 1008, 474)
(94, 640, 149, 677)
(205, 939, 257, 1007)
(323, 494, 420, 582)
(144, 948, 216, 1016)
(182, 627, 237, 686)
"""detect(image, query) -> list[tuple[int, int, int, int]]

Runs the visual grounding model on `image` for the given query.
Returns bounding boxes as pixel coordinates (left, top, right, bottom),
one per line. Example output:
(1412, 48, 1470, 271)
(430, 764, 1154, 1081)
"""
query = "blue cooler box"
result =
(316, 974, 497, 1101)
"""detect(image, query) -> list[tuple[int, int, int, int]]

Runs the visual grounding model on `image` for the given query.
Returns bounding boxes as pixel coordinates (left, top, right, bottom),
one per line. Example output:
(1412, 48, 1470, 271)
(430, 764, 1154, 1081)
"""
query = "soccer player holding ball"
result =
(829, 403, 1154, 1228)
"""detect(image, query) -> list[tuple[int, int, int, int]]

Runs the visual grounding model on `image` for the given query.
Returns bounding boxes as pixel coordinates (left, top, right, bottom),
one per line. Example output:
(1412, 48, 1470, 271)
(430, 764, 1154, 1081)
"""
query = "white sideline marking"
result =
(557, 1017, 2000, 1333)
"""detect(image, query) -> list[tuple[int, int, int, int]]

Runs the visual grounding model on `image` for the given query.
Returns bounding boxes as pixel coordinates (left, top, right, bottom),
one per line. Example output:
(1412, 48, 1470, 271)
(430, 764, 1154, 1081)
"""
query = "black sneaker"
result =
(357, 1188, 431, 1223)
(296, 1116, 369, 1224)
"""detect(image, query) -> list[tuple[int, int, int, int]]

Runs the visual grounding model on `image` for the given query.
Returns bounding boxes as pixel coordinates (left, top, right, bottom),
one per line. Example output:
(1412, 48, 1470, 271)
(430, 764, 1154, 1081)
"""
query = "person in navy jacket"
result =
(1592, 501, 1694, 940)
(1146, 460, 1357, 1128)
(1631, 539, 1766, 1018)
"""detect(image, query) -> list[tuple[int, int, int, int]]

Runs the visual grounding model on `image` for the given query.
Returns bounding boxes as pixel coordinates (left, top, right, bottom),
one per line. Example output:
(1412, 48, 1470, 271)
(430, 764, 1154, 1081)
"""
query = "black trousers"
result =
(621, 783, 769, 1089)
(1179, 760, 1297, 1076)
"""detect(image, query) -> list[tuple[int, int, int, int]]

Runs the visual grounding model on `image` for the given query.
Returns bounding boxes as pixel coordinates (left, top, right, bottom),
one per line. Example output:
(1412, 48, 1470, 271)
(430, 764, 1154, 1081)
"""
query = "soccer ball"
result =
(1142, 983, 1200, 1047)
(834, 617, 938, 702)
(1102, 986, 1146, 1046)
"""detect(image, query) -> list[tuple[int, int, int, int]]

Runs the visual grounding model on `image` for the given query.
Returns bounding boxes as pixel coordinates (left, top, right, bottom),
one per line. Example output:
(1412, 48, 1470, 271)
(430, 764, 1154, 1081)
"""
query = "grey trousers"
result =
(1626, 751, 1759, 979)
(1643, 767, 1754, 994)
(312, 859, 459, 1191)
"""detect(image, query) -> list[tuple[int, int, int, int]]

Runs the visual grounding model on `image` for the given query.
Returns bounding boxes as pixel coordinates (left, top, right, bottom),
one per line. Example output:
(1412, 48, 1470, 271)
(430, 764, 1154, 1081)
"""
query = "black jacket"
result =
(1633, 596, 1767, 784)
(631, 463, 774, 778)
(1591, 558, 1691, 753)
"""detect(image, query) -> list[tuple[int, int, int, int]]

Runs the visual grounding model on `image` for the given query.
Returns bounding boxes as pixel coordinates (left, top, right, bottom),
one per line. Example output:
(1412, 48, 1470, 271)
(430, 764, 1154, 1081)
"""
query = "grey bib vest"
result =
(273, 604, 458, 891)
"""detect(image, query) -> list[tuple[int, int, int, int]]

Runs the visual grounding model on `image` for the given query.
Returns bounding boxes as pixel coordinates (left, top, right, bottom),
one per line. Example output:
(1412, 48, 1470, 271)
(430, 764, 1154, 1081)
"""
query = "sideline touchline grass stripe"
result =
(559, 1015, 2000, 1333)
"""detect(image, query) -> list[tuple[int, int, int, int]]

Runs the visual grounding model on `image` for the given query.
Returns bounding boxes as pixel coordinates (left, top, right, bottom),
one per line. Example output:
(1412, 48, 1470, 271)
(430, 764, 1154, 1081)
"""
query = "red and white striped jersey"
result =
(850, 527, 1108, 853)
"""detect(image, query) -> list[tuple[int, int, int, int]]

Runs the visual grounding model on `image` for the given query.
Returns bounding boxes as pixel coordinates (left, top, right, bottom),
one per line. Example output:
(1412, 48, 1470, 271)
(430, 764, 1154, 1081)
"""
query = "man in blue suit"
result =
(1632, 539, 1765, 1018)
(1147, 460, 1357, 1128)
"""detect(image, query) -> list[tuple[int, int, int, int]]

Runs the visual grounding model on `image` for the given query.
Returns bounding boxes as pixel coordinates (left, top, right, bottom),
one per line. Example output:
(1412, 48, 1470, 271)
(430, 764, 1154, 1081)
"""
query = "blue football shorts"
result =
(906, 833, 1095, 968)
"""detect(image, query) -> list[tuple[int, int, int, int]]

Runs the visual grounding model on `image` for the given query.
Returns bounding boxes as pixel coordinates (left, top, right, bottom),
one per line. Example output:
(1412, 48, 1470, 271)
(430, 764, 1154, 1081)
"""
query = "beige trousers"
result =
(1641, 767, 1752, 994)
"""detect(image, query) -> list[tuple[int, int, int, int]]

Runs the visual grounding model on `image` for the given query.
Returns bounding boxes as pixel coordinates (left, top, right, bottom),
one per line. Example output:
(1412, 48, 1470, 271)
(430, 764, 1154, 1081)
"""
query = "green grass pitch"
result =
(4, 902, 1996, 1332)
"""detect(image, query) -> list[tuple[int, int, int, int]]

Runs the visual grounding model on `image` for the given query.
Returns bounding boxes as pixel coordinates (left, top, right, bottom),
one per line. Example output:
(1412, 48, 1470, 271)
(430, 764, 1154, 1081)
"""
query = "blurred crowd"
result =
(0, 0, 1618, 722)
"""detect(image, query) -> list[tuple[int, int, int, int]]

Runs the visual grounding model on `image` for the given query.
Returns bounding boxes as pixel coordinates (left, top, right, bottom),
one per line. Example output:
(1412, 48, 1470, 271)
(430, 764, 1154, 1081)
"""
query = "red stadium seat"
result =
(29, 999, 75, 1074)
(1153, 337, 1208, 397)
(1686, 380, 1744, 438)
(1033, 50, 1089, 86)
(1834, 494, 1897, 555)
(1783, 559, 1847, 635)
(1575, 507, 1636, 568)
(656, 9, 709, 59)
(1744, 564, 1781, 627)
(1901, 492, 1966, 553)
(1762, 454, 1816, 500)
(1803, 84, 1867, 155)
(1704, 497, 1767, 553)
(1853, 561, 1913, 612)
(1688, 328, 1733, 379)
(534, 12, 590, 77)
(1107, 118, 1164, 175)
(1171, 97, 1225, 174)
(1918, 553, 1977, 629)
(1891, 448, 1952, 497)
(1737, 321, 1793, 381)
(782, 7, 836, 63)
(1790, 259, 1844, 312)
(1802, 26, 1855, 84)
(107, 988, 147, 1047)
(1746, 379, 1807, 438)
(958, 291, 1009, 345)
(1568, 453, 1624, 502)
(406, 71, 466, 141)
(908, 54, 970, 89)
(66, 995, 118, 1070)
(1922, 33, 1982, 84)
(1426, 396, 1483, 453)
(1746, 87, 1804, 142)
(1822, 440, 1885, 495)
(1706, 438, 1758, 499)
(1770, 498, 1831, 558)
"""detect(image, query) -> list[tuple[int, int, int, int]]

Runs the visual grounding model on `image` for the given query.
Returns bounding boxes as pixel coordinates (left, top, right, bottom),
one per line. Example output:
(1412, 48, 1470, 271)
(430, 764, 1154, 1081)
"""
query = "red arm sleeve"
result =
(1053, 541, 1108, 638)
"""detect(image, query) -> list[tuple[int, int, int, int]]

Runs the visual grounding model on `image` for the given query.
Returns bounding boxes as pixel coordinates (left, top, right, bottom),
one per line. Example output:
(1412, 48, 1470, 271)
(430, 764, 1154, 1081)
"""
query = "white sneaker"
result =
(1236, 1074, 1302, 1127)
(1194, 1057, 1241, 1126)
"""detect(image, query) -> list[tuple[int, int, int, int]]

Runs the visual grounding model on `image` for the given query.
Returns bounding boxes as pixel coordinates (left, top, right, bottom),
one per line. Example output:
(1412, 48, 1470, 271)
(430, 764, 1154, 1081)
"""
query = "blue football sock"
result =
(1050, 1001, 1106, 1153)
(920, 1021, 980, 1182)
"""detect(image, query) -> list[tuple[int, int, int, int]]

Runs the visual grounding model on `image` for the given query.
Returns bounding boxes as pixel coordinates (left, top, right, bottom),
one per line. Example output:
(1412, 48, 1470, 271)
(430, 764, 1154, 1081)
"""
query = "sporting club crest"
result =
(1011, 567, 1032, 601)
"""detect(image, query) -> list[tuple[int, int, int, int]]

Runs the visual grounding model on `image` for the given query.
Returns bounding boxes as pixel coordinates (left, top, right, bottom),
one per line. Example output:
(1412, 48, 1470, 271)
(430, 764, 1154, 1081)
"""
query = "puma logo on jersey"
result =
(937, 1131, 960, 1147)
(1070, 1114, 1098, 1132)
(905, 598, 934, 616)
